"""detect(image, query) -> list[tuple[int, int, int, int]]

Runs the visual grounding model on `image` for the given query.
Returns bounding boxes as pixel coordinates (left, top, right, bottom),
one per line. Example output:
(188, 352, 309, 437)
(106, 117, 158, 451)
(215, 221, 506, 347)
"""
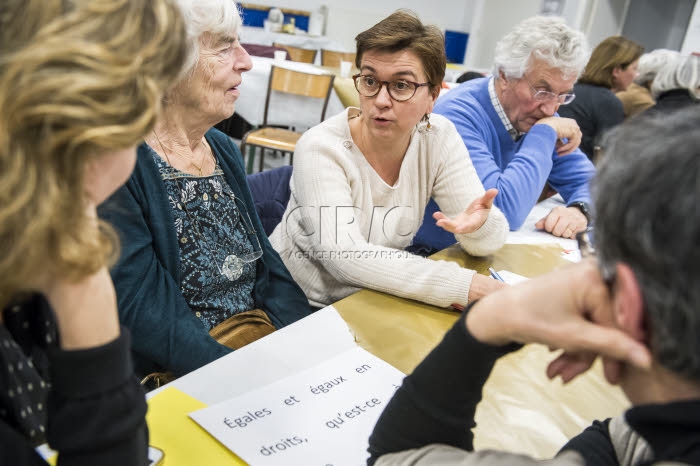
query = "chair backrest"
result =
(272, 43, 317, 64)
(320, 49, 356, 67)
(246, 165, 293, 236)
(262, 65, 335, 126)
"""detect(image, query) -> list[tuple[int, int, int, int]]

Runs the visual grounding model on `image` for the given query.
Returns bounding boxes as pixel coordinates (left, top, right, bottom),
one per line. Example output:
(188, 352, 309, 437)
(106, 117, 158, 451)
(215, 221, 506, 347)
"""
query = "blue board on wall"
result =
(240, 4, 310, 31)
(444, 30, 469, 64)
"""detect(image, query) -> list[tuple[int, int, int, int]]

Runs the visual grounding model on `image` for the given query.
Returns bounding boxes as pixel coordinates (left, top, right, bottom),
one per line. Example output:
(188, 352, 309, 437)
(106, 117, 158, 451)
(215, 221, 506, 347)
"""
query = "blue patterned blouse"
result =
(150, 147, 257, 330)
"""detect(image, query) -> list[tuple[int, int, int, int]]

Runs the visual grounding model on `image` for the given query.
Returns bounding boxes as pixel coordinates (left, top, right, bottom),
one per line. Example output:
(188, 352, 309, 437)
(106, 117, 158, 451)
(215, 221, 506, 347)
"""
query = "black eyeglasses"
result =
(524, 79, 576, 105)
(353, 74, 431, 102)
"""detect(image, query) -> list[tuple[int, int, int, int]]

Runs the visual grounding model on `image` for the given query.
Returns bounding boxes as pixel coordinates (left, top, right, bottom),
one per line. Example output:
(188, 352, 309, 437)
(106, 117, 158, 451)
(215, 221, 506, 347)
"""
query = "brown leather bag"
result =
(208, 308, 276, 349)
(140, 309, 276, 389)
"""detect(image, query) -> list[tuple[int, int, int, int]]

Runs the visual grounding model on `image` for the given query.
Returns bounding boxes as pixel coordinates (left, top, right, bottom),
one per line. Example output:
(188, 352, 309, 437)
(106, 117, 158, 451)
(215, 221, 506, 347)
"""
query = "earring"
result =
(420, 113, 432, 131)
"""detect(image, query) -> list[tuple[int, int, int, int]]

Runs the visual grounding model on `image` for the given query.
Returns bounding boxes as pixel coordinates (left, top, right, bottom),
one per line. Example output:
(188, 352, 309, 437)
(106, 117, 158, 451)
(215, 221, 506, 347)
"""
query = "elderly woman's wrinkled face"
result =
(357, 49, 437, 143)
(179, 32, 252, 125)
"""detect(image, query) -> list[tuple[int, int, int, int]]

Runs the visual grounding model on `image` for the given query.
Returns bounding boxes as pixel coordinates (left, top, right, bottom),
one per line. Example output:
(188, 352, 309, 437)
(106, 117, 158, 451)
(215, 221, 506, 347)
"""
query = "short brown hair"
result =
(354, 10, 445, 96)
(579, 35, 644, 88)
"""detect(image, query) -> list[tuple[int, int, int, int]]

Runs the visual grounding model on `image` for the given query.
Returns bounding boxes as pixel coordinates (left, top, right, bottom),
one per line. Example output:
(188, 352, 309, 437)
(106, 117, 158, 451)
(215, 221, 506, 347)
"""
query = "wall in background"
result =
(248, 0, 476, 51)
(462, 0, 542, 71)
(583, 0, 630, 50)
(242, 0, 698, 68)
(682, 1, 700, 53)
(620, 0, 695, 52)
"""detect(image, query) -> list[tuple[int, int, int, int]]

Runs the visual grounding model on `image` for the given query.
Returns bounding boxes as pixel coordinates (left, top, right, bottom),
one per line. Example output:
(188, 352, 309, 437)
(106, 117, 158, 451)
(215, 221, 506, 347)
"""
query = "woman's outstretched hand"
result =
(433, 188, 498, 235)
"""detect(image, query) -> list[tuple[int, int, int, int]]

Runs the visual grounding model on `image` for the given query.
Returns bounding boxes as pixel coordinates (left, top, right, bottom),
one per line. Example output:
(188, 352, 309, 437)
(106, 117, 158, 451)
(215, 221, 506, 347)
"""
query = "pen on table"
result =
(488, 267, 505, 282)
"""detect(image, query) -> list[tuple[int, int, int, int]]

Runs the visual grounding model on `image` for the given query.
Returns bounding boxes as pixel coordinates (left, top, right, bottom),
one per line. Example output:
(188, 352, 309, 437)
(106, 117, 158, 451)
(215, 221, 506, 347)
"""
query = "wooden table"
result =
(333, 243, 629, 459)
(240, 26, 346, 65)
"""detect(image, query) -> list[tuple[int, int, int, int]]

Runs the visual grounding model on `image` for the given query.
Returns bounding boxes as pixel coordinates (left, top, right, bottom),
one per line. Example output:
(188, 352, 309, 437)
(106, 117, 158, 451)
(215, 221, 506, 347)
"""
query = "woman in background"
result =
(646, 54, 700, 115)
(99, 0, 311, 384)
(0, 0, 187, 463)
(559, 35, 643, 161)
(616, 48, 680, 117)
(271, 11, 508, 310)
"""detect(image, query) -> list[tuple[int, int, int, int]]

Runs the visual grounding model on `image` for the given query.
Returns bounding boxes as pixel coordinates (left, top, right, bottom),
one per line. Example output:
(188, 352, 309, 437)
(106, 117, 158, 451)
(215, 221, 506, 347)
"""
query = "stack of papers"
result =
(146, 307, 406, 465)
(189, 347, 404, 465)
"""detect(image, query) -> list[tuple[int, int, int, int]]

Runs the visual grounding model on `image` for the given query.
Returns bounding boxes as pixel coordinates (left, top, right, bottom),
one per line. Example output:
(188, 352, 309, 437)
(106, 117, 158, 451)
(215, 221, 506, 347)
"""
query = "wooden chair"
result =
(241, 65, 335, 172)
(320, 49, 356, 67)
(272, 42, 318, 63)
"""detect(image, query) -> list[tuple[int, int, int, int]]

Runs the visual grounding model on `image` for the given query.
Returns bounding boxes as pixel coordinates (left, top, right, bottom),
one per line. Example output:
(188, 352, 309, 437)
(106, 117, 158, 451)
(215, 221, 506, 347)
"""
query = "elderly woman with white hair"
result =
(99, 0, 311, 384)
(646, 54, 700, 114)
(616, 48, 681, 117)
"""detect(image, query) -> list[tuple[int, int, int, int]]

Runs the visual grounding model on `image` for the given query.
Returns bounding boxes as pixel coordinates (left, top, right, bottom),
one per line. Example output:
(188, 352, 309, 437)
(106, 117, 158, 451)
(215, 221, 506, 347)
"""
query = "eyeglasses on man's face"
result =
(524, 79, 576, 105)
(353, 74, 431, 102)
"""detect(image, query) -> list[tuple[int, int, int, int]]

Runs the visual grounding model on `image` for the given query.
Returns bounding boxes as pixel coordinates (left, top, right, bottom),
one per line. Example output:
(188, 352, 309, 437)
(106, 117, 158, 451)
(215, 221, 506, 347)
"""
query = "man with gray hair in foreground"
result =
(414, 16, 595, 253)
(367, 106, 700, 465)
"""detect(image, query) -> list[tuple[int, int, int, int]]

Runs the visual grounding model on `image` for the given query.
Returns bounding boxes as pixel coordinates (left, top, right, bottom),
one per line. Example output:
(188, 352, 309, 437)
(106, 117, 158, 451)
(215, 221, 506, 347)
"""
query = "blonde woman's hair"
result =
(0, 0, 189, 309)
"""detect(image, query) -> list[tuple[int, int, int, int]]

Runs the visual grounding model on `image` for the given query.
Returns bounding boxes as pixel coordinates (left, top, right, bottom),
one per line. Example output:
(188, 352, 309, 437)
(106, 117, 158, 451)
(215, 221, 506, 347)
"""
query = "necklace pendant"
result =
(221, 254, 244, 281)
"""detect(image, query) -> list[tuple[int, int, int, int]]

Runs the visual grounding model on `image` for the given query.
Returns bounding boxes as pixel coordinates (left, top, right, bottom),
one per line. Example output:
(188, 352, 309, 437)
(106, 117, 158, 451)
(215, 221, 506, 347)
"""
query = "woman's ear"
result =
(611, 65, 623, 84)
(428, 88, 439, 109)
(613, 262, 647, 343)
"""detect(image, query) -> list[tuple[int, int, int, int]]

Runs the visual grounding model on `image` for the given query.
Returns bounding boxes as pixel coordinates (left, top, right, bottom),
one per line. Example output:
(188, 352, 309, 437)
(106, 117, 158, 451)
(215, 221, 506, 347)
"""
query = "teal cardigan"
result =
(98, 129, 311, 378)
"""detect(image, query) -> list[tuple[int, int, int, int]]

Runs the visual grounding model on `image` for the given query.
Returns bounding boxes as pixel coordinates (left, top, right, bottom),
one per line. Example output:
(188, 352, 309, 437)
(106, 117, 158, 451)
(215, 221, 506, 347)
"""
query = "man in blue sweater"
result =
(414, 16, 595, 253)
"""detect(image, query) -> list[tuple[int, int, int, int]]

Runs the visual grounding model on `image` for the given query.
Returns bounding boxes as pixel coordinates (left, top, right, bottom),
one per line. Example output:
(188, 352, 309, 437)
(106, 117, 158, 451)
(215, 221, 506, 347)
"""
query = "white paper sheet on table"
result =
(506, 195, 581, 262)
(148, 306, 361, 405)
(497, 270, 529, 285)
(189, 346, 405, 466)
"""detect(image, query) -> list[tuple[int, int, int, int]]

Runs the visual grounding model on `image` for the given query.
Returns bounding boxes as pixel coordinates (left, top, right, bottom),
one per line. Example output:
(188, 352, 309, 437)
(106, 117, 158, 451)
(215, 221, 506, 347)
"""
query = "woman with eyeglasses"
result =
(269, 10, 508, 310)
(99, 0, 311, 385)
(558, 36, 644, 161)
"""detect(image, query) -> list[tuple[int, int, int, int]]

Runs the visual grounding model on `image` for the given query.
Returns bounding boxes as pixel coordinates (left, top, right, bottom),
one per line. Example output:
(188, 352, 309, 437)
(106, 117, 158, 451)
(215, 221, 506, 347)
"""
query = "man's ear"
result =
(498, 70, 507, 85)
(613, 263, 647, 343)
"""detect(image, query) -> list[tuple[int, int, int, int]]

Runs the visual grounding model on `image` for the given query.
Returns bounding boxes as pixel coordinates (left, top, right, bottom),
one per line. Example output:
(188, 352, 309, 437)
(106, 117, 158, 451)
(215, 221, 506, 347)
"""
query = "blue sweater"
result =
(413, 78, 595, 251)
(98, 129, 311, 378)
